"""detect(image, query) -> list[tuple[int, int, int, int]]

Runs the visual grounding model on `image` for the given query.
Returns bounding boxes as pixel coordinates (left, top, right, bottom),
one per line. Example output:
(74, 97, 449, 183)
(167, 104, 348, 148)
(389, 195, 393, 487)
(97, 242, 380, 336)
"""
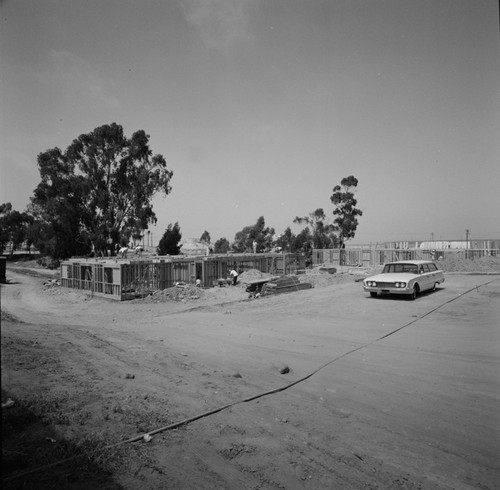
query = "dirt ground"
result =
(1, 259, 500, 489)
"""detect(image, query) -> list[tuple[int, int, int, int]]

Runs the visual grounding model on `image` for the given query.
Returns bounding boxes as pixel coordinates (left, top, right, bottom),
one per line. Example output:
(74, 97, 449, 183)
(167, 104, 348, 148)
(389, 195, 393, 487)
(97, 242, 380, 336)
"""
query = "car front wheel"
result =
(410, 284, 419, 300)
(370, 292, 377, 298)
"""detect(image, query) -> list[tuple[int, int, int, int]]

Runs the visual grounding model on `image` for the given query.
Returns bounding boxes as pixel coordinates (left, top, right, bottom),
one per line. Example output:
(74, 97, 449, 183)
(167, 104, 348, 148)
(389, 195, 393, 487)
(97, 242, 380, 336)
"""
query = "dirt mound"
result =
(437, 255, 500, 272)
(298, 267, 357, 288)
(238, 269, 274, 283)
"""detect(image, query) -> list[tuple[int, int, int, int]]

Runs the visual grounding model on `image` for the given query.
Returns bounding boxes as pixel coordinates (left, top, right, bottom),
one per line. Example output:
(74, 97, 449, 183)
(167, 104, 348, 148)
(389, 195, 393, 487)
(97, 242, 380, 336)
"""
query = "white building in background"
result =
(418, 241, 467, 250)
(179, 238, 210, 256)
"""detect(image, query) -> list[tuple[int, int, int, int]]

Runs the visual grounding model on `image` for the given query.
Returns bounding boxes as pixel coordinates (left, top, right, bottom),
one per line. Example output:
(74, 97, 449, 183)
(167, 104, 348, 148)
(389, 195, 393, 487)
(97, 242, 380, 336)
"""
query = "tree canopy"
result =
(157, 222, 182, 255)
(274, 227, 295, 252)
(330, 175, 362, 247)
(232, 216, 275, 253)
(199, 230, 211, 244)
(213, 237, 230, 254)
(294, 208, 338, 250)
(0, 203, 33, 255)
(29, 123, 173, 259)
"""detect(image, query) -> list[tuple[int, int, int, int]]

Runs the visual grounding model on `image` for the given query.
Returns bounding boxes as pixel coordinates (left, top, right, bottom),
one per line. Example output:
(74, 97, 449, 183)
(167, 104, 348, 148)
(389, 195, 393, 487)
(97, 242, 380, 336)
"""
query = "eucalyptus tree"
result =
(30, 123, 173, 259)
(330, 175, 362, 248)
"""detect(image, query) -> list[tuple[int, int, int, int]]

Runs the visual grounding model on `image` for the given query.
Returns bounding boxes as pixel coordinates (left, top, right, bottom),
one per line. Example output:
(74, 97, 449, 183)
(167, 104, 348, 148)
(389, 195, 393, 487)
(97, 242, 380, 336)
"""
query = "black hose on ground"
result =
(4, 277, 498, 482)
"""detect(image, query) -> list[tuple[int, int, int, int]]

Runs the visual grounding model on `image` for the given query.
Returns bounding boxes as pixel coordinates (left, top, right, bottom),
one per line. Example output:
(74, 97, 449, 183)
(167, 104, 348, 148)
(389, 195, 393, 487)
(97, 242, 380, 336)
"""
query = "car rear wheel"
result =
(410, 284, 419, 300)
(370, 292, 377, 298)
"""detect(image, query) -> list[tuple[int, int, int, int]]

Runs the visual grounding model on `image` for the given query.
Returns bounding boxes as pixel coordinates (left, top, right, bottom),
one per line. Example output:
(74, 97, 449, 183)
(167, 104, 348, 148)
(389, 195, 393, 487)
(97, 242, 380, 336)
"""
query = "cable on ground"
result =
(4, 277, 498, 482)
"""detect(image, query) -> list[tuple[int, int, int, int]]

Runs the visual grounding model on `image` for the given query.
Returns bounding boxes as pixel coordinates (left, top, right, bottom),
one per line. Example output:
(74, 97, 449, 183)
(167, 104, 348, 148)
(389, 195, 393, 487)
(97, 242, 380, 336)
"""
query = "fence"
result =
(312, 247, 500, 268)
(60, 253, 304, 300)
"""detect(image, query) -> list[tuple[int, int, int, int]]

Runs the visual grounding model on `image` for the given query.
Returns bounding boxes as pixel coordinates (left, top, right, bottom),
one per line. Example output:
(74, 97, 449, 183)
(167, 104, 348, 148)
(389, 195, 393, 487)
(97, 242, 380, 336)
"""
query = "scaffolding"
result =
(60, 253, 304, 300)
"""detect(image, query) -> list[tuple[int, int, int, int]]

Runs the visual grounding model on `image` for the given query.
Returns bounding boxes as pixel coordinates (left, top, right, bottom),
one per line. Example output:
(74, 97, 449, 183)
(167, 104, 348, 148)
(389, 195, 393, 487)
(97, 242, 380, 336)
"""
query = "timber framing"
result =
(313, 247, 500, 268)
(60, 253, 304, 301)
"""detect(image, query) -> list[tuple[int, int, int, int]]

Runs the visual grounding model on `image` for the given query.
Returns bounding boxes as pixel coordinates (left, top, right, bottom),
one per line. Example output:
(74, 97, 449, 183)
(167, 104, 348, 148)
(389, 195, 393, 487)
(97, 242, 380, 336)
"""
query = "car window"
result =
(428, 263, 437, 271)
(383, 264, 418, 273)
(422, 264, 431, 273)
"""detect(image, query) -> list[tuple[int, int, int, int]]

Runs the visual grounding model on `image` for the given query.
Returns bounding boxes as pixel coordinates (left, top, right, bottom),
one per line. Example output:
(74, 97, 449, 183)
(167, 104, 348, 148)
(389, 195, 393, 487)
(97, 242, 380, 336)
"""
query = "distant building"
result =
(179, 238, 210, 256)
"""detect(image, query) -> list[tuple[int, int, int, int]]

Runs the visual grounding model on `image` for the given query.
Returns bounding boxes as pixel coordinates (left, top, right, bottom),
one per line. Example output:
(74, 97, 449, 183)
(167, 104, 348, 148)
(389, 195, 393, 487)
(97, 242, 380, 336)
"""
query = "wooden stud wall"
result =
(60, 253, 302, 300)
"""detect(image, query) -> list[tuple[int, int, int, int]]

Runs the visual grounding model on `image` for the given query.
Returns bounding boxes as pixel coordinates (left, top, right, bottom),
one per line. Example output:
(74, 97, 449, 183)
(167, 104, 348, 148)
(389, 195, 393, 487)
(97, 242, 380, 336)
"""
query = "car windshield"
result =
(382, 263, 419, 274)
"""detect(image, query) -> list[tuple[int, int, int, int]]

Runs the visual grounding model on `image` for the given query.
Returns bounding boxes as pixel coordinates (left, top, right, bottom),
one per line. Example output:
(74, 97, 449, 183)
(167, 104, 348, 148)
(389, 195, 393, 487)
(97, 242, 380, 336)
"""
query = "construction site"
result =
(60, 252, 305, 300)
(59, 240, 500, 301)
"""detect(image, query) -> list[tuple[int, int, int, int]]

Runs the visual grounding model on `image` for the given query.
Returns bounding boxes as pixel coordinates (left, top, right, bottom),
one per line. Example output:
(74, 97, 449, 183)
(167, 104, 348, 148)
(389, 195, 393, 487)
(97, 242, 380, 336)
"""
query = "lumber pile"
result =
(261, 275, 312, 296)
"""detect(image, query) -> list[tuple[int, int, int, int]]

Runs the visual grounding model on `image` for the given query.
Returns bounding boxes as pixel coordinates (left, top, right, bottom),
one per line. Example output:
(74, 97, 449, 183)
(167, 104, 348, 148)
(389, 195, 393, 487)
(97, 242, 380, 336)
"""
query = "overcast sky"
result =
(1, 0, 499, 245)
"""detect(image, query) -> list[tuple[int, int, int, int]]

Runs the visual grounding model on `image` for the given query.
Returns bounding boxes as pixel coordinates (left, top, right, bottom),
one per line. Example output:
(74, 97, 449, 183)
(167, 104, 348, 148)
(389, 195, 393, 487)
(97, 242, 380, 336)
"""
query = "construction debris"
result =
(141, 284, 203, 303)
(318, 266, 337, 274)
(42, 279, 60, 290)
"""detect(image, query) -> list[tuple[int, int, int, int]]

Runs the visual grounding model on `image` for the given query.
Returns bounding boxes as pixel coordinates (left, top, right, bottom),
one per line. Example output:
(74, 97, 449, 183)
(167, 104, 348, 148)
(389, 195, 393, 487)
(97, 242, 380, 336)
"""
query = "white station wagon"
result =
(363, 260, 445, 300)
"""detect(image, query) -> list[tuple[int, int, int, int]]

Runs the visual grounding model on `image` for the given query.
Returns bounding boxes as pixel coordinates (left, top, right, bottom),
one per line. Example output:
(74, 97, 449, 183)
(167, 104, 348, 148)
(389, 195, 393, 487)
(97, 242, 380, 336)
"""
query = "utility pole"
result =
(465, 229, 469, 259)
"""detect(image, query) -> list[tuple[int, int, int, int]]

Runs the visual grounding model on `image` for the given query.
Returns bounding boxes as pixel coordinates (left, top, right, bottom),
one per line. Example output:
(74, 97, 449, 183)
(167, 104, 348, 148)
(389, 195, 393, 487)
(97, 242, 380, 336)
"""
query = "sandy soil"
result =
(1, 261, 500, 489)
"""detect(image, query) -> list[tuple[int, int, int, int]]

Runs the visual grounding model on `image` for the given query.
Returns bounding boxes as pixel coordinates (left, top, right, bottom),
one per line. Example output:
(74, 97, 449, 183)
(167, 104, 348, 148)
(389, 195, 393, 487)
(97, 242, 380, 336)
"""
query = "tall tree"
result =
(157, 222, 182, 255)
(30, 123, 173, 259)
(330, 175, 362, 247)
(28, 147, 90, 259)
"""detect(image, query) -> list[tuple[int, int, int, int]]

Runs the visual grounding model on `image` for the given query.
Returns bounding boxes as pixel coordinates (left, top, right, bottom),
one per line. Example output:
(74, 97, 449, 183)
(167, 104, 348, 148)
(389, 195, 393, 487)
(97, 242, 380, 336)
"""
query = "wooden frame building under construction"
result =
(60, 253, 304, 301)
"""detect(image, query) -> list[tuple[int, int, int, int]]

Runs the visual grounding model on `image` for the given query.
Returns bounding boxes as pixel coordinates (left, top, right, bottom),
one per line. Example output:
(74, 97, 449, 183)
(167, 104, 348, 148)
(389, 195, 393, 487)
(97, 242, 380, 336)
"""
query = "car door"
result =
(426, 262, 441, 289)
(420, 263, 434, 291)
(417, 264, 430, 291)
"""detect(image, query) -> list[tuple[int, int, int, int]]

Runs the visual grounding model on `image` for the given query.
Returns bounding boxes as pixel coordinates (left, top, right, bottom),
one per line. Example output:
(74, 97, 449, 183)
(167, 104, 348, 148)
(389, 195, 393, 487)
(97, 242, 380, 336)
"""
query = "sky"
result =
(1, 0, 499, 246)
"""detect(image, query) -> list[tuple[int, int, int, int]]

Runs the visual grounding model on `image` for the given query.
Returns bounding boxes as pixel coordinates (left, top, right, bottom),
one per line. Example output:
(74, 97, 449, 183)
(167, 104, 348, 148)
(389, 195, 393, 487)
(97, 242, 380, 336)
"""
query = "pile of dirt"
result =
(238, 269, 274, 283)
(298, 267, 358, 288)
(141, 284, 205, 303)
(437, 255, 500, 273)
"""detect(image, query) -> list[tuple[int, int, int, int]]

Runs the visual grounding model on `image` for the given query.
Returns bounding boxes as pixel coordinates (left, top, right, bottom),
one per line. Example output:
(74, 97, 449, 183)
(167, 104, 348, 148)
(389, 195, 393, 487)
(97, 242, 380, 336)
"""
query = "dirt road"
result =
(2, 267, 499, 489)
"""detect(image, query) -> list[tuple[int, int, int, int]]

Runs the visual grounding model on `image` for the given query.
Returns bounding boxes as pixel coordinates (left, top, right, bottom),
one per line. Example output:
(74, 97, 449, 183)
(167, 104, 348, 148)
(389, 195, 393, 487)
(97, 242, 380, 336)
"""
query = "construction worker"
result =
(229, 268, 238, 285)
